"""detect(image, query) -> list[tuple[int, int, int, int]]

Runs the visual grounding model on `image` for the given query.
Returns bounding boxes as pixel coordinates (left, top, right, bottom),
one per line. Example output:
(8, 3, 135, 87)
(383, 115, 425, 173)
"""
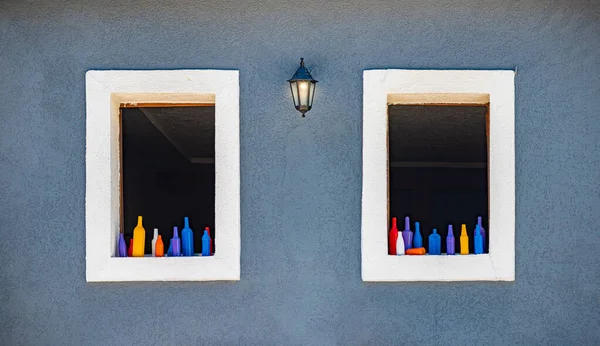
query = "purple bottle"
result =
(402, 216, 413, 250)
(446, 225, 455, 255)
(118, 233, 127, 257)
(477, 216, 486, 251)
(171, 227, 181, 256)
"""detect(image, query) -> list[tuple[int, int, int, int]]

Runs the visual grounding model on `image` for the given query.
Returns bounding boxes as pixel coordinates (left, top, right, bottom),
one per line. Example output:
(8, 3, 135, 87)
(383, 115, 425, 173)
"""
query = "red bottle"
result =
(205, 226, 213, 255)
(128, 239, 133, 257)
(389, 217, 399, 255)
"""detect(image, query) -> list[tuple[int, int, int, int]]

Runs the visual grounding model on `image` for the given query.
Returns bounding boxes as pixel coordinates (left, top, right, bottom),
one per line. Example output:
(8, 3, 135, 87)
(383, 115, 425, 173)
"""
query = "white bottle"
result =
(151, 228, 159, 256)
(396, 232, 405, 255)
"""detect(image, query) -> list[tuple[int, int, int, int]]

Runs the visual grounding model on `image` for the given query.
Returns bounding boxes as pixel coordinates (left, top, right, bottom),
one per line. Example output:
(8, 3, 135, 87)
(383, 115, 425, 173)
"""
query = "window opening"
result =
(120, 105, 215, 256)
(388, 105, 489, 254)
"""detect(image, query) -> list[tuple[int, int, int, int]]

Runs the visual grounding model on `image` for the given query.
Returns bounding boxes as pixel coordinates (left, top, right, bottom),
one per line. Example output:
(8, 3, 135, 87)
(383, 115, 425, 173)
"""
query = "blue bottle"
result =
(413, 222, 423, 248)
(171, 227, 181, 256)
(181, 217, 194, 256)
(167, 239, 173, 256)
(446, 225, 455, 255)
(477, 216, 486, 251)
(474, 224, 484, 254)
(202, 230, 210, 256)
(428, 228, 441, 255)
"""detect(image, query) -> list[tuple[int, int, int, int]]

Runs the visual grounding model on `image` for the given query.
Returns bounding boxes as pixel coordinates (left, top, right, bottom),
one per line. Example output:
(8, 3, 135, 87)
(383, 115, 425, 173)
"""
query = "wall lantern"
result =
(288, 58, 318, 117)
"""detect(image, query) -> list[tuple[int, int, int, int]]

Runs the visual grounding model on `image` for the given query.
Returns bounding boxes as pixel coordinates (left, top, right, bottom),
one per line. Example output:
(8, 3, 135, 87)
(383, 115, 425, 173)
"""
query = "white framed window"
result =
(85, 70, 240, 282)
(361, 69, 515, 282)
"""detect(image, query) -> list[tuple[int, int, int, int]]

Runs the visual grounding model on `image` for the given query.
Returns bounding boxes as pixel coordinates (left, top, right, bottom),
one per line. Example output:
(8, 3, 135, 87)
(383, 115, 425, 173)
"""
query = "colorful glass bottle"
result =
(128, 239, 133, 257)
(446, 225, 455, 255)
(396, 228, 405, 255)
(477, 216, 486, 251)
(413, 222, 423, 248)
(402, 216, 413, 250)
(406, 247, 426, 255)
(171, 227, 181, 256)
(155, 235, 164, 257)
(205, 226, 213, 255)
(182, 217, 194, 256)
(118, 233, 127, 257)
(132, 216, 145, 257)
(388, 217, 399, 255)
(202, 230, 210, 256)
(460, 224, 469, 255)
(474, 224, 483, 254)
(151, 228, 158, 257)
(428, 228, 441, 255)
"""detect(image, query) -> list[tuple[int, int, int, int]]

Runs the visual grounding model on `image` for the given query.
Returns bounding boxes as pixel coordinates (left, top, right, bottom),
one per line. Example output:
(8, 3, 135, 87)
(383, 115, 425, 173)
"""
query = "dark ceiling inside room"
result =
(388, 105, 488, 163)
(121, 106, 215, 162)
(122, 105, 486, 164)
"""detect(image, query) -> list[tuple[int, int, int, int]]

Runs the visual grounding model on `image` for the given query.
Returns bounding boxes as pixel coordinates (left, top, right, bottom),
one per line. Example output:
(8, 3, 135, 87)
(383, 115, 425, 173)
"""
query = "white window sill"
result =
(92, 257, 237, 282)
(363, 254, 511, 282)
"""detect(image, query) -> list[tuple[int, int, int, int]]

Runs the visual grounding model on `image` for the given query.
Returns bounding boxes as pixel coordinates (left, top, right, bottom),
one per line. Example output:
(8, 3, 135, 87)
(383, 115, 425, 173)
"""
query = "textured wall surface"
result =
(1, 1, 599, 345)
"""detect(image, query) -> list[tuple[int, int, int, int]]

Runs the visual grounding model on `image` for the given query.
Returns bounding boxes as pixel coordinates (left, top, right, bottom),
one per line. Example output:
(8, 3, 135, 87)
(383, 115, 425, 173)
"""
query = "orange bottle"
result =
(155, 235, 164, 257)
(405, 247, 426, 255)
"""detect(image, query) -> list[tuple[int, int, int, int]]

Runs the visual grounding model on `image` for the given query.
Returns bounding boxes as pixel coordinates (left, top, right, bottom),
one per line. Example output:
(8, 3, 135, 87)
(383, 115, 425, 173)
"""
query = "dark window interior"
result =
(389, 105, 489, 253)
(121, 106, 215, 255)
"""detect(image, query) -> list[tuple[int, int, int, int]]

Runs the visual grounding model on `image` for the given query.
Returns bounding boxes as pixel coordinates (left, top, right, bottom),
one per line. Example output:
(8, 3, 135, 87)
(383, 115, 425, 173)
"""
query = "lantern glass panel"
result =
(308, 82, 316, 109)
(298, 81, 310, 108)
(290, 81, 300, 108)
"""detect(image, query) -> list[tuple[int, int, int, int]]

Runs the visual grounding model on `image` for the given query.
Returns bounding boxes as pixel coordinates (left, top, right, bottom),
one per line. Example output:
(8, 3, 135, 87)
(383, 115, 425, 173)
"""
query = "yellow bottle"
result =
(132, 216, 146, 257)
(460, 224, 469, 255)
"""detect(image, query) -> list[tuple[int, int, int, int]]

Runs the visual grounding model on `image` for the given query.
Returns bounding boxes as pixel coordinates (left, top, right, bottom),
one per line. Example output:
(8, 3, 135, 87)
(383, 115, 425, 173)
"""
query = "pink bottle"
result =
(388, 217, 399, 255)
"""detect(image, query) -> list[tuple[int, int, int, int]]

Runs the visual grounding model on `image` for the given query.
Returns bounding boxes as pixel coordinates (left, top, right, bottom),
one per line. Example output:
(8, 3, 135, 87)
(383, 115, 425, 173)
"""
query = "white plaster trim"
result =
(362, 69, 515, 282)
(85, 70, 240, 282)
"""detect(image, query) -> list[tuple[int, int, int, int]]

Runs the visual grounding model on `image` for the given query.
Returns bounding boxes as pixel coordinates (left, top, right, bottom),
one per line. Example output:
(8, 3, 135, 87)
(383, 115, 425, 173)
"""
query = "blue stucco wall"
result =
(1, 1, 599, 345)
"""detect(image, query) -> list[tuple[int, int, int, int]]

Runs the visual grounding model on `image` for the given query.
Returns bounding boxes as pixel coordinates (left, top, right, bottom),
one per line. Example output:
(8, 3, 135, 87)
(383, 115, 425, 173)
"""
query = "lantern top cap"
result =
(288, 58, 318, 83)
